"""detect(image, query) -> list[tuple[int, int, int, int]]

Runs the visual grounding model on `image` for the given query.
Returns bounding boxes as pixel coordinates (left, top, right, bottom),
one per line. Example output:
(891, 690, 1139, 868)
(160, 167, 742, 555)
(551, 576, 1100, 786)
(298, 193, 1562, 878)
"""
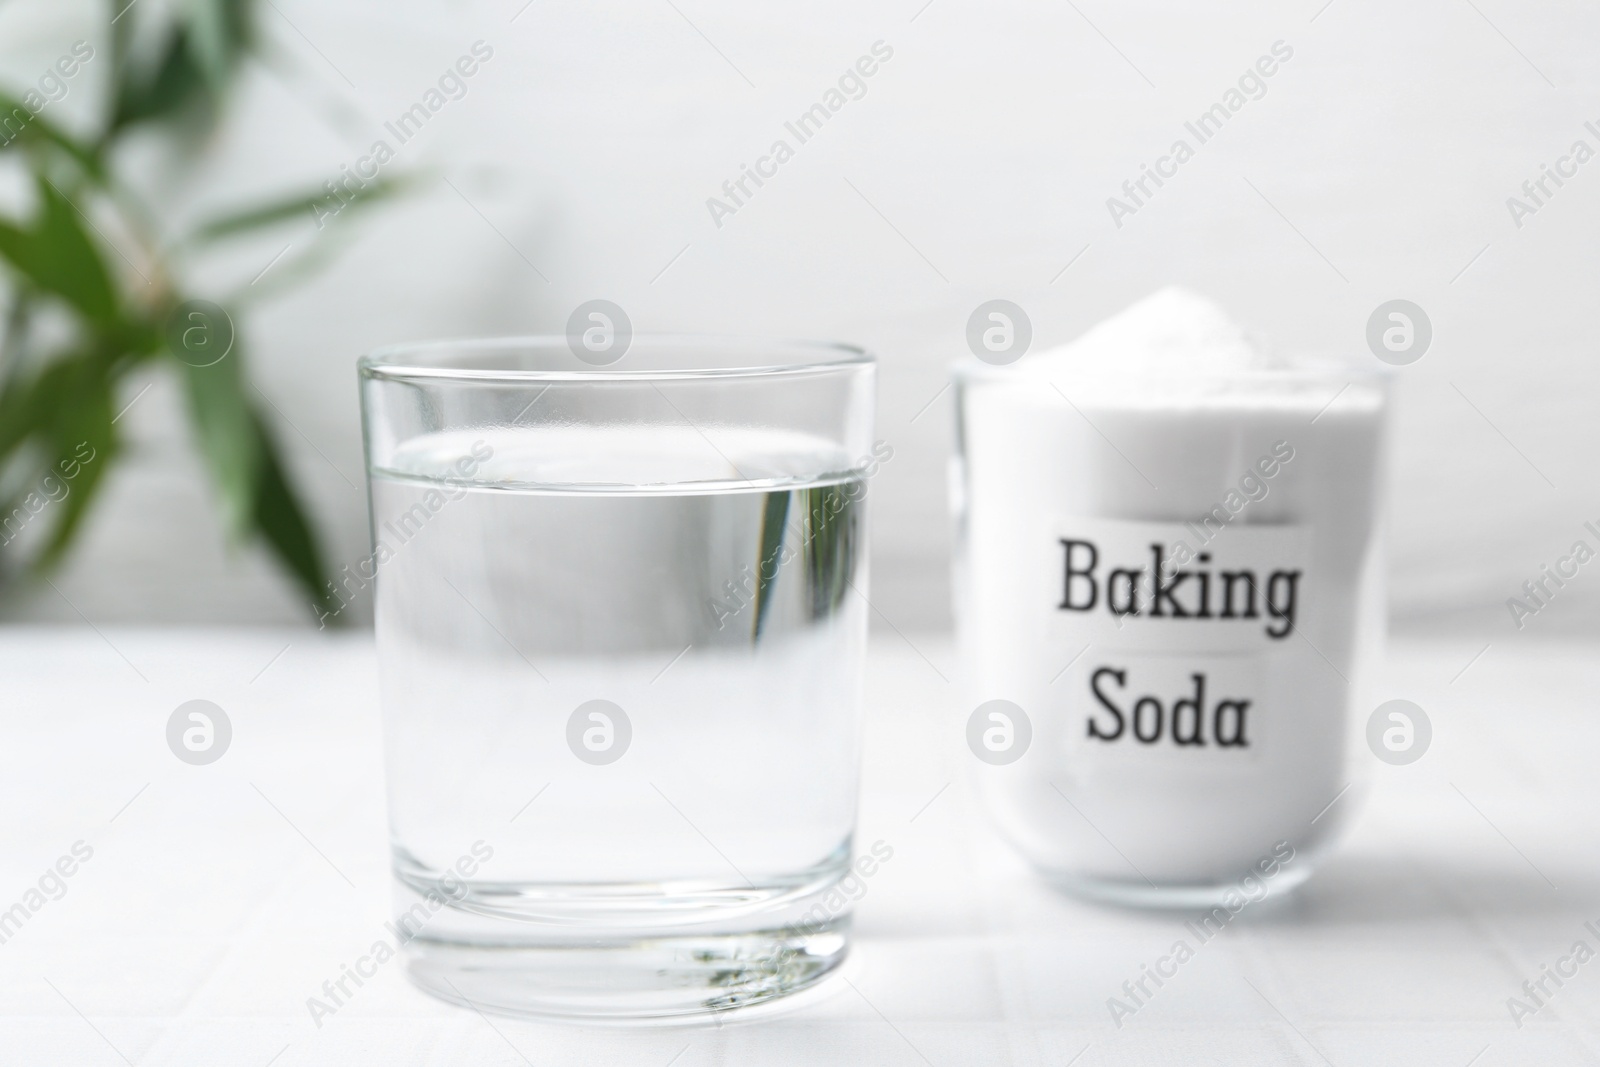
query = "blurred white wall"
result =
(1, 0, 1597, 637)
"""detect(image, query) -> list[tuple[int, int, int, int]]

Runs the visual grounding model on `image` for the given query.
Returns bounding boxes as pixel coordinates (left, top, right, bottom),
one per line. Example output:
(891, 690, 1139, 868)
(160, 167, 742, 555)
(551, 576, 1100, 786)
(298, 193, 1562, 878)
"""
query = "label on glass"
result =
(1046, 517, 1310, 766)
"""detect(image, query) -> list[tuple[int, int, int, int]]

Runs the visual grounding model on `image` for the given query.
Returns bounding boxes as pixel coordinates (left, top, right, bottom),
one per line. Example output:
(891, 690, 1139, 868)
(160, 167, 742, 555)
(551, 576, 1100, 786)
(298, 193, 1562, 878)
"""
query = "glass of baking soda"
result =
(952, 289, 1389, 907)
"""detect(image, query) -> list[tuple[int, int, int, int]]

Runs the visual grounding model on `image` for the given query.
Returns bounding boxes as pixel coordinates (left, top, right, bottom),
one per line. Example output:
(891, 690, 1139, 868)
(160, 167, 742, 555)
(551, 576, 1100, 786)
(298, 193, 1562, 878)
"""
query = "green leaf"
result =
(34, 379, 117, 570)
(0, 176, 119, 326)
(0, 350, 100, 465)
(174, 335, 333, 614)
(0, 361, 58, 466)
(178, 346, 260, 537)
(0, 349, 118, 572)
(0, 92, 106, 181)
(189, 173, 414, 245)
(190, 190, 323, 244)
(111, 0, 256, 133)
(249, 407, 335, 613)
(184, 0, 255, 88)
(112, 28, 206, 131)
(110, 0, 136, 85)
(0, 287, 36, 380)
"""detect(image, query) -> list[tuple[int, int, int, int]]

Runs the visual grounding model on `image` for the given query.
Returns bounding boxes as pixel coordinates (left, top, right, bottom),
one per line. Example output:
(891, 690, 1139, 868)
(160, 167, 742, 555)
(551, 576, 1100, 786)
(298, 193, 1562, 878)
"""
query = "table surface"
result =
(0, 626, 1593, 1066)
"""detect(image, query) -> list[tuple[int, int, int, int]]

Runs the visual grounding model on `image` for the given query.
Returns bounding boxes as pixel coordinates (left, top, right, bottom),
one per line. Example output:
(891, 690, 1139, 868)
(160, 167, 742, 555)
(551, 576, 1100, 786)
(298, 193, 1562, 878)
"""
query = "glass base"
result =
(403, 921, 849, 1022)
(1047, 863, 1317, 910)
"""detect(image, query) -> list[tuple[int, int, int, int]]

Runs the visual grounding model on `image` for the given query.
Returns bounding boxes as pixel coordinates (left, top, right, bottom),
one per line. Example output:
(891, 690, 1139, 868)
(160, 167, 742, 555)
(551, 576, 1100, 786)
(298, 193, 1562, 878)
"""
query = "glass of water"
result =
(357, 336, 875, 1020)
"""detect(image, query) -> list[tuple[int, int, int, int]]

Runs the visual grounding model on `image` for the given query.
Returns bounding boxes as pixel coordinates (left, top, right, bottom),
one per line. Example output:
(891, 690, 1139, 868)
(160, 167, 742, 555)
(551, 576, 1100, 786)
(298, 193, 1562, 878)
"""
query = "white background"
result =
(1, 0, 1596, 639)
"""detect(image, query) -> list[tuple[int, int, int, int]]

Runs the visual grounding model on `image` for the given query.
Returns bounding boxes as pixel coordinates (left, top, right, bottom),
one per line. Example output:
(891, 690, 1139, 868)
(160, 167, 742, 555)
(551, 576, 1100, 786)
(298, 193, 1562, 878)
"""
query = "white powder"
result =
(1029, 286, 1282, 374)
(954, 289, 1388, 900)
(1008, 287, 1376, 408)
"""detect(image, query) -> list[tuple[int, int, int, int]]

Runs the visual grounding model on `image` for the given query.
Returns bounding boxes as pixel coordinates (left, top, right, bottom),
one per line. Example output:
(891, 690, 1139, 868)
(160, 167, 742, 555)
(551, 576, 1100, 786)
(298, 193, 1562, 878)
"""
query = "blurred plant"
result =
(0, 0, 400, 615)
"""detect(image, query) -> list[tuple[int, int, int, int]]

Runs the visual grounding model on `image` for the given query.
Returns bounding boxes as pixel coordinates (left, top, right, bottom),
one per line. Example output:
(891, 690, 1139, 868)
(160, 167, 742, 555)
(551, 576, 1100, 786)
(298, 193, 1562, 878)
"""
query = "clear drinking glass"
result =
(357, 336, 874, 1020)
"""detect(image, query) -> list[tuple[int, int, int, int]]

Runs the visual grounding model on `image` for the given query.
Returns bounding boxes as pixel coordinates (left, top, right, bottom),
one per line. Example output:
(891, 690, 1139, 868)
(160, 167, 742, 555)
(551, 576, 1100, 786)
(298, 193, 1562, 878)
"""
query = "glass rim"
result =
(360, 334, 874, 384)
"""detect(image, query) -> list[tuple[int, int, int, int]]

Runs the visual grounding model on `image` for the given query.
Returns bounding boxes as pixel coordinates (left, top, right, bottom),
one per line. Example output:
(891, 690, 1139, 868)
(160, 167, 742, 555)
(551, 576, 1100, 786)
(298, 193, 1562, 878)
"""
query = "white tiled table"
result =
(1, 627, 1593, 1065)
